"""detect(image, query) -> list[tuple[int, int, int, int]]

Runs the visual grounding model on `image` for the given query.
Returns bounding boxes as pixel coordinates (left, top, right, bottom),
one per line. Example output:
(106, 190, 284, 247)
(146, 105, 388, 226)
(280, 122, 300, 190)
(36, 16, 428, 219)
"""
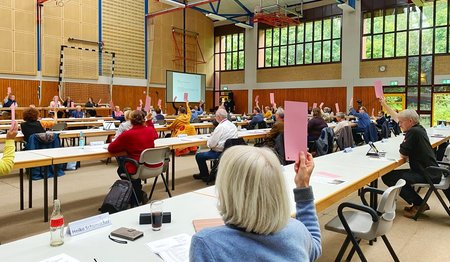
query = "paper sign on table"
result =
(68, 213, 111, 236)
(335, 103, 340, 113)
(374, 80, 384, 98)
(312, 103, 317, 109)
(144, 95, 151, 112)
(269, 93, 275, 104)
(158, 99, 162, 107)
(284, 101, 307, 161)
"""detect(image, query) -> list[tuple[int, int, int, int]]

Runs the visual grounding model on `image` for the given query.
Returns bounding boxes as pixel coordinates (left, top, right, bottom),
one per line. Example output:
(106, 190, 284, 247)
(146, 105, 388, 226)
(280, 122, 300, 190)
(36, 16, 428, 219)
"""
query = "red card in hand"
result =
(184, 93, 188, 101)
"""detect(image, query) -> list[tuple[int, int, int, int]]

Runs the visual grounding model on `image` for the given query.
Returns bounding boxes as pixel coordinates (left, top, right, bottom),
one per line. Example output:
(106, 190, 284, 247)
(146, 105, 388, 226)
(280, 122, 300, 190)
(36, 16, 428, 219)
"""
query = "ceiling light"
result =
(206, 13, 227, 21)
(235, 22, 253, 29)
(159, 0, 185, 8)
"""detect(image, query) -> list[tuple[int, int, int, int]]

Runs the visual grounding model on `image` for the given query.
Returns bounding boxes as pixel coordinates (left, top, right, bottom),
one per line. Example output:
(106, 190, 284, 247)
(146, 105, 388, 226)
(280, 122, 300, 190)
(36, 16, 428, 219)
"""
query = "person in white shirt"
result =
(194, 108, 238, 180)
(333, 112, 349, 135)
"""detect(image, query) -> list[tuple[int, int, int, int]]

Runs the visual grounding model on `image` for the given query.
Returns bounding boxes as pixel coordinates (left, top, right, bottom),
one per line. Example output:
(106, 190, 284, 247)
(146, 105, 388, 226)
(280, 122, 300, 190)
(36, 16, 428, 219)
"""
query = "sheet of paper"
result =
(184, 92, 188, 102)
(284, 101, 307, 161)
(147, 233, 192, 262)
(312, 102, 317, 109)
(39, 253, 80, 262)
(335, 103, 340, 113)
(144, 96, 151, 112)
(374, 80, 384, 98)
(269, 93, 275, 104)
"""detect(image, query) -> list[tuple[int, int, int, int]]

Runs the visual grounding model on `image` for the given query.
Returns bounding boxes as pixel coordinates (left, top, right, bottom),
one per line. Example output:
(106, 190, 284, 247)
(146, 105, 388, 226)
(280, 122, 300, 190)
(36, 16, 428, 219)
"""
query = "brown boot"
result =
(403, 204, 430, 219)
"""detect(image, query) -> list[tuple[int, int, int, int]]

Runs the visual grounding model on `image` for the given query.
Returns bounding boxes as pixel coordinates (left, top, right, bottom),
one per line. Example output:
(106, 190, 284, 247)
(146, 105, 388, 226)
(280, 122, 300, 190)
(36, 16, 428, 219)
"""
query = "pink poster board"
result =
(144, 96, 151, 112)
(374, 80, 384, 98)
(335, 103, 340, 113)
(284, 101, 308, 161)
(269, 93, 275, 104)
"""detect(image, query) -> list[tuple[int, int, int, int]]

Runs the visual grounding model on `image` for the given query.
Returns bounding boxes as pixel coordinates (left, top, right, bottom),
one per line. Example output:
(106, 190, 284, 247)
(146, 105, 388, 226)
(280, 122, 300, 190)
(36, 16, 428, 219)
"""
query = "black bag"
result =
(99, 180, 132, 214)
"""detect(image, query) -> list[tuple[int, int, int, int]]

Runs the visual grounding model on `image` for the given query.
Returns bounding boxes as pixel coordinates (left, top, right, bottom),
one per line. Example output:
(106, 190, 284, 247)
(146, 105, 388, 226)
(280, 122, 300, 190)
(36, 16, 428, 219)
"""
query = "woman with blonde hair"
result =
(189, 146, 321, 261)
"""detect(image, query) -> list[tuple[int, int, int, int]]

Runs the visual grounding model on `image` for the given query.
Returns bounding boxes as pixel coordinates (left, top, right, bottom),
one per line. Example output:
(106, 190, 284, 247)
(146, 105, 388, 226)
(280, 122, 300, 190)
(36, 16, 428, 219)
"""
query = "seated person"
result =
(3, 93, 17, 107)
(70, 105, 84, 118)
(190, 148, 321, 261)
(0, 123, 18, 175)
(247, 107, 264, 129)
(308, 108, 327, 142)
(261, 107, 284, 148)
(190, 101, 204, 122)
(63, 96, 75, 118)
(21, 107, 57, 142)
(154, 107, 165, 121)
(114, 110, 132, 139)
(166, 100, 197, 156)
(107, 110, 158, 205)
(380, 97, 450, 218)
(263, 106, 273, 119)
(348, 105, 371, 144)
(49, 95, 63, 118)
(85, 97, 98, 117)
(333, 112, 349, 136)
(112, 106, 124, 122)
(372, 110, 387, 128)
(194, 109, 238, 181)
(321, 107, 334, 122)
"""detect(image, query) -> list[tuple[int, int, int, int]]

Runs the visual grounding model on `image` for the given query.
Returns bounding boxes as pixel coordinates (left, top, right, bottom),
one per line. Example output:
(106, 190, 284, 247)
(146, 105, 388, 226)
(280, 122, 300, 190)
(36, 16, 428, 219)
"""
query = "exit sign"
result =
(443, 79, 450, 84)
(389, 81, 398, 86)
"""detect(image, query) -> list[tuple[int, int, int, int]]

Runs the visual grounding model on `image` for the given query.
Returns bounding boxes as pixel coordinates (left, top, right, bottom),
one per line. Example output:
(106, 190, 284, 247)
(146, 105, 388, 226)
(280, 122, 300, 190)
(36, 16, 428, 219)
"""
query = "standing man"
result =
(380, 97, 450, 218)
(194, 108, 238, 180)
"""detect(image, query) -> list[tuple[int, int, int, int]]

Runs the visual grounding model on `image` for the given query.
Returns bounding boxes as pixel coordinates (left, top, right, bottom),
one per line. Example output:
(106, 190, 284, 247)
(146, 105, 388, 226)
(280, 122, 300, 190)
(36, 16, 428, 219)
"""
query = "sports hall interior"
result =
(0, 0, 449, 261)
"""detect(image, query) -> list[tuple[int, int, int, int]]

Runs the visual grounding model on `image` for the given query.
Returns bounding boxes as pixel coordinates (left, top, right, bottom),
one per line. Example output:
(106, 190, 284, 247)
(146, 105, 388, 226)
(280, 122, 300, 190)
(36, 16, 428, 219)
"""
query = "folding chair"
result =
(325, 179, 406, 262)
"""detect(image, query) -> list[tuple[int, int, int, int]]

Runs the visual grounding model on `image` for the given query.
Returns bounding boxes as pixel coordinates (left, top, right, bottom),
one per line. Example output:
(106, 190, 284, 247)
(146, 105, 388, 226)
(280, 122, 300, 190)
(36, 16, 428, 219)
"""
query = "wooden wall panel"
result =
(360, 59, 405, 78)
(353, 86, 382, 114)
(257, 64, 341, 83)
(252, 87, 347, 113)
(0, 78, 39, 106)
(205, 90, 213, 113)
(229, 90, 248, 114)
(41, 81, 59, 107)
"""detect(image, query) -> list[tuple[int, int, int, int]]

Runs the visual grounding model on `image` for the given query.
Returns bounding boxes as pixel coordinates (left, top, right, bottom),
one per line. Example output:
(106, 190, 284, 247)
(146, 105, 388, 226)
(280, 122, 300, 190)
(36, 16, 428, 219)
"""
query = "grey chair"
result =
(325, 179, 406, 262)
(411, 164, 450, 220)
(123, 147, 171, 205)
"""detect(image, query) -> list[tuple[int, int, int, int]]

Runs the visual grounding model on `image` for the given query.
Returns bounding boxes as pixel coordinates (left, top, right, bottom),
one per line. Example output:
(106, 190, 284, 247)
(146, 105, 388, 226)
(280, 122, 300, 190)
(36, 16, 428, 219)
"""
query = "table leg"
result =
(20, 168, 24, 210)
(44, 166, 49, 222)
(29, 168, 33, 208)
(171, 149, 175, 190)
(370, 179, 378, 209)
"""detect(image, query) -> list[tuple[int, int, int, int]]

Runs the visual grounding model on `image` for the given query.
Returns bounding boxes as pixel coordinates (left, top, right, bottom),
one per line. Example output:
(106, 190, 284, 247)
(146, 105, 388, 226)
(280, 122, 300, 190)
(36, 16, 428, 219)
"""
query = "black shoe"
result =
(193, 173, 206, 180)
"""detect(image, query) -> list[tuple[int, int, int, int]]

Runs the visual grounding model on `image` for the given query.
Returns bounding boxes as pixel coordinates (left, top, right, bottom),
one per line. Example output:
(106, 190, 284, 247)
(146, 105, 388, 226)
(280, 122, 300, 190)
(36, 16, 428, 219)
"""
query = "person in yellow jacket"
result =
(1, 121, 18, 175)
(166, 100, 197, 156)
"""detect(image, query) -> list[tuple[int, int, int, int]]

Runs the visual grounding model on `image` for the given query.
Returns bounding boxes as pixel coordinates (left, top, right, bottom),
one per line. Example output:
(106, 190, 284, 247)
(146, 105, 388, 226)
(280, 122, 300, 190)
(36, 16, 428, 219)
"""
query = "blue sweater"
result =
(349, 108, 371, 129)
(189, 187, 322, 262)
(190, 108, 204, 122)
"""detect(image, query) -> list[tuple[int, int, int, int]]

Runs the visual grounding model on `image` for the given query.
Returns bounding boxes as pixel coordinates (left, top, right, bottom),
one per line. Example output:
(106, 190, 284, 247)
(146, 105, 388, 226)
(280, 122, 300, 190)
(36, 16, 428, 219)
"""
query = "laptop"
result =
(103, 121, 117, 130)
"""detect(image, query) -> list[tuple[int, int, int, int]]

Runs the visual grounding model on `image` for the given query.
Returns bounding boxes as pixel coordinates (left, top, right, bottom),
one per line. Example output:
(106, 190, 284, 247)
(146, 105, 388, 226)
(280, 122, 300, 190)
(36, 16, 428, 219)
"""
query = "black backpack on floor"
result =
(99, 180, 132, 214)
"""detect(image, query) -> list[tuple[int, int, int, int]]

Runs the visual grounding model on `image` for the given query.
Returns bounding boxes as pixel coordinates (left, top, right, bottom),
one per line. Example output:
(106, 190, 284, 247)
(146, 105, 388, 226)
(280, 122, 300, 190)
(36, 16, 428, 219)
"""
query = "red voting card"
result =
(312, 103, 317, 109)
(10, 103, 15, 122)
(255, 95, 259, 103)
(184, 93, 188, 102)
(157, 99, 162, 108)
(374, 80, 384, 98)
(269, 93, 275, 104)
(335, 103, 340, 113)
(284, 101, 308, 161)
(7, 87, 11, 94)
(109, 100, 114, 109)
(144, 96, 151, 112)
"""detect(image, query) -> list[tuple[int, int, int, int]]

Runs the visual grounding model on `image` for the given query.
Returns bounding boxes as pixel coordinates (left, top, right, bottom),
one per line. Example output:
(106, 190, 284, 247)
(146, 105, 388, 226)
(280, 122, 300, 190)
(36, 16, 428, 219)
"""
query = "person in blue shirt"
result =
(349, 106, 371, 144)
(70, 106, 84, 118)
(189, 146, 322, 261)
(247, 107, 265, 129)
(190, 101, 204, 122)
(3, 93, 17, 107)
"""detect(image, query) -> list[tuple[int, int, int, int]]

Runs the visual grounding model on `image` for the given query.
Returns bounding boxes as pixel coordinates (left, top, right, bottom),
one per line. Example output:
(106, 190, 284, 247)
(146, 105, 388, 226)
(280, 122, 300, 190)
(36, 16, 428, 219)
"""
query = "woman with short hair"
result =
(190, 146, 321, 261)
(21, 107, 57, 142)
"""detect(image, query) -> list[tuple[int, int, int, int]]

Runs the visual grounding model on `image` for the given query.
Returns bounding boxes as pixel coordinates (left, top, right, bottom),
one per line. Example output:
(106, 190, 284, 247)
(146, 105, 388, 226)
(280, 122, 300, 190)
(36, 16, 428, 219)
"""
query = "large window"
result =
(214, 33, 245, 71)
(258, 16, 342, 68)
(362, 0, 450, 59)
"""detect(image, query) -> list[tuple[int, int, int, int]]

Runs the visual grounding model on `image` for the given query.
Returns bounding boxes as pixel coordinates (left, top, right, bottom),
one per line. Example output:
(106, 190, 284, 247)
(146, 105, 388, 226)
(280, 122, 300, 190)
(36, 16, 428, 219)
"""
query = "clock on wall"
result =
(379, 65, 387, 72)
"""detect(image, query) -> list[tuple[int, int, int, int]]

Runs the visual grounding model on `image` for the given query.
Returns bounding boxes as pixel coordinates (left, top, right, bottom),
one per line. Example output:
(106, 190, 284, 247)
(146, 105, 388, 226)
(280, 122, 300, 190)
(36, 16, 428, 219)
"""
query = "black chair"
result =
(363, 123, 380, 144)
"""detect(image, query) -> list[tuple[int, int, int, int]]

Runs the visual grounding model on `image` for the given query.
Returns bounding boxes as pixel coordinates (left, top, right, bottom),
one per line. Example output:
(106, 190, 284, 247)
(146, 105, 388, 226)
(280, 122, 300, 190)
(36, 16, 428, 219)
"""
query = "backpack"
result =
(99, 180, 132, 214)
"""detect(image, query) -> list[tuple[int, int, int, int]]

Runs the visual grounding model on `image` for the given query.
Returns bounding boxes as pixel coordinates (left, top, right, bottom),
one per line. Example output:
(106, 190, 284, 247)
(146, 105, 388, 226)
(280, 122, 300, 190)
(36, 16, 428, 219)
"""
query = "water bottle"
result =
(79, 131, 85, 148)
(50, 199, 64, 247)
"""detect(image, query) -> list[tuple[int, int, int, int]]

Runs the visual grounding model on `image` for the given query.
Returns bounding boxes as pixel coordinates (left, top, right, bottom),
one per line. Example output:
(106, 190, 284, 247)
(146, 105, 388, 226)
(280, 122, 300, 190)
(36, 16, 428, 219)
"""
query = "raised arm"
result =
(379, 97, 399, 123)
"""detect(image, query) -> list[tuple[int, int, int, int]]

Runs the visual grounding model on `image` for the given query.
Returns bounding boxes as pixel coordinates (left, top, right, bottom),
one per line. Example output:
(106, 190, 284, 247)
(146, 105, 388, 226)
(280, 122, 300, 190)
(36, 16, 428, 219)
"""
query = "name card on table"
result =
(68, 213, 111, 236)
